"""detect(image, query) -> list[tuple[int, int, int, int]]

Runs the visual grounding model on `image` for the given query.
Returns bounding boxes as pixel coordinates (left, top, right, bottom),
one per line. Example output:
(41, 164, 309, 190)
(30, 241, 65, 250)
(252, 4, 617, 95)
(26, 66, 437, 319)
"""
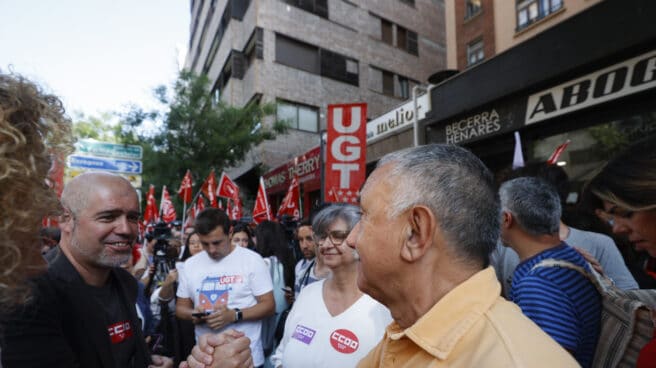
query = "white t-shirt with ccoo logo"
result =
(270, 279, 391, 368)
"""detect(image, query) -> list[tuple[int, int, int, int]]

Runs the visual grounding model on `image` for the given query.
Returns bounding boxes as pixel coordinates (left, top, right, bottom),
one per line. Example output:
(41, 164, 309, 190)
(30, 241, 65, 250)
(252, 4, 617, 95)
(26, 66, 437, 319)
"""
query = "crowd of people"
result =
(1, 70, 656, 368)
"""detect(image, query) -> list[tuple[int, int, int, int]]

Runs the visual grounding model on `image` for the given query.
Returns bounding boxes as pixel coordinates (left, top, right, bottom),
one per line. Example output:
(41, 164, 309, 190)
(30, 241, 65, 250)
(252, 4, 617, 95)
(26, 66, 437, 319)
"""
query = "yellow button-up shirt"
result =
(357, 267, 580, 367)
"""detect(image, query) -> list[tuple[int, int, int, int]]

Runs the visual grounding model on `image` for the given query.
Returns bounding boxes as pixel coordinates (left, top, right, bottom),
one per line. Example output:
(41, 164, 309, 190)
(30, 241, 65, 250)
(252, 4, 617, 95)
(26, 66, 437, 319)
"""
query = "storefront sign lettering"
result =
(526, 50, 656, 125)
(366, 93, 430, 142)
(445, 109, 501, 144)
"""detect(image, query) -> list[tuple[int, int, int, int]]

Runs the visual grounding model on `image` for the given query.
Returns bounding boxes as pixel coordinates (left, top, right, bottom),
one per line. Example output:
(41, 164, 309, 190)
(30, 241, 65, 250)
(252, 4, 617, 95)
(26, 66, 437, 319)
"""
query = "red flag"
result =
(253, 177, 273, 224)
(325, 103, 367, 204)
(202, 170, 218, 208)
(177, 170, 193, 204)
(216, 172, 240, 202)
(228, 198, 243, 221)
(277, 176, 300, 219)
(196, 195, 206, 213)
(184, 205, 196, 230)
(144, 185, 160, 225)
(160, 186, 177, 223)
(547, 140, 571, 165)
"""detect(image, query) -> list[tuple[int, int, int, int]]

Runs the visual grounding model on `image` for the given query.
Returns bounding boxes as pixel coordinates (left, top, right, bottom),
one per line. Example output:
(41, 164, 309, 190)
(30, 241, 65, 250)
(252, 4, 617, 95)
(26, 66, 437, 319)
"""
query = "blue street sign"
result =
(68, 155, 142, 174)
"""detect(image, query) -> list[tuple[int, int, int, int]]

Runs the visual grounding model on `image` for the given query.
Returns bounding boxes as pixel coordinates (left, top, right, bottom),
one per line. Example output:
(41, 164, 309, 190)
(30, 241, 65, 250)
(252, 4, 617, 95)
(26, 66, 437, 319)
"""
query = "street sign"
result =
(75, 140, 143, 159)
(69, 155, 142, 174)
(66, 168, 142, 188)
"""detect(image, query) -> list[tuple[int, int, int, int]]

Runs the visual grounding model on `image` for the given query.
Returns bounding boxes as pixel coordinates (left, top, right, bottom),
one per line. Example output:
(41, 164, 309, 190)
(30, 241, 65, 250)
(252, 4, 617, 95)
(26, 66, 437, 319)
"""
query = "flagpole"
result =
(159, 185, 165, 219)
(181, 201, 187, 244)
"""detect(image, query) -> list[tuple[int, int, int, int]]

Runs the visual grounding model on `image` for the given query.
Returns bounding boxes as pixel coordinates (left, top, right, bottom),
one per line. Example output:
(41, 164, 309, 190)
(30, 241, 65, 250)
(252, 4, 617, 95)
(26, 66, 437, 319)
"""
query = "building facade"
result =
(421, 0, 656, 208)
(184, 0, 446, 210)
(446, 0, 603, 70)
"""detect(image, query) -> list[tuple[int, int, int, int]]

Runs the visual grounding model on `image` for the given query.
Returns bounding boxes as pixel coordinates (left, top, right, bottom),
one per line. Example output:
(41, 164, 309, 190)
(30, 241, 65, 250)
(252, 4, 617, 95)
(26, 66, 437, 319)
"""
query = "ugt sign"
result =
(325, 103, 367, 203)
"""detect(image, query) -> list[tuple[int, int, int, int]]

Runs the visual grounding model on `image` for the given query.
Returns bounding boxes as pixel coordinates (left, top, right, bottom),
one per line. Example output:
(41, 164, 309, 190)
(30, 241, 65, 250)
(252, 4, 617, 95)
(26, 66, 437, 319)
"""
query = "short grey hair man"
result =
(347, 144, 578, 367)
(379, 143, 500, 267)
(499, 176, 561, 238)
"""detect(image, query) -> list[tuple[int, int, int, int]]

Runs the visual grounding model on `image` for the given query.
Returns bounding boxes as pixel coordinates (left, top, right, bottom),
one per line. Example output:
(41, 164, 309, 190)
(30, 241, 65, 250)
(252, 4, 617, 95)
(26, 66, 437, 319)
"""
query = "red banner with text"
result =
(325, 103, 367, 203)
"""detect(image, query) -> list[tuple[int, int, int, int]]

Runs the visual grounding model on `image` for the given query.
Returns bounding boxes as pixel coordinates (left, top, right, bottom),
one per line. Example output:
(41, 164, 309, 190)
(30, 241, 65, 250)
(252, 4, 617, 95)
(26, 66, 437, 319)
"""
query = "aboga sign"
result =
(526, 50, 656, 125)
(326, 103, 367, 204)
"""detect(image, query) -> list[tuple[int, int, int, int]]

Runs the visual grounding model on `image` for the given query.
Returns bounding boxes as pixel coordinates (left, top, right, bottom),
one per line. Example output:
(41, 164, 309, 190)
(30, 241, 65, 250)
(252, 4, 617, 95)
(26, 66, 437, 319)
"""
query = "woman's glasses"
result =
(313, 230, 350, 245)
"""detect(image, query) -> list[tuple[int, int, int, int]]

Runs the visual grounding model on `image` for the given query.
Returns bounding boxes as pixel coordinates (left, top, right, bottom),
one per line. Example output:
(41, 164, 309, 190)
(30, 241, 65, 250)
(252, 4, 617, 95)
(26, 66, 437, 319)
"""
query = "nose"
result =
(345, 223, 359, 250)
(611, 217, 631, 235)
(115, 216, 134, 237)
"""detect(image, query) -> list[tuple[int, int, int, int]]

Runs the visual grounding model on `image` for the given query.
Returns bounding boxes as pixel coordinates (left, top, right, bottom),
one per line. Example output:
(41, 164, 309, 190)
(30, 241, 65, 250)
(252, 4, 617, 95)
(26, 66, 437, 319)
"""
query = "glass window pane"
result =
(368, 67, 383, 93)
(383, 71, 394, 95)
(382, 19, 393, 45)
(298, 106, 318, 132)
(277, 102, 298, 128)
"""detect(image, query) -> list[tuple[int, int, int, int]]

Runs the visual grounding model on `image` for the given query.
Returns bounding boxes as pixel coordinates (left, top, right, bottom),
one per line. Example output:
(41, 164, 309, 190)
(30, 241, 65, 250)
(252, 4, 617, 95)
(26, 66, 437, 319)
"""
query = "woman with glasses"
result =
(586, 135, 656, 368)
(270, 204, 391, 368)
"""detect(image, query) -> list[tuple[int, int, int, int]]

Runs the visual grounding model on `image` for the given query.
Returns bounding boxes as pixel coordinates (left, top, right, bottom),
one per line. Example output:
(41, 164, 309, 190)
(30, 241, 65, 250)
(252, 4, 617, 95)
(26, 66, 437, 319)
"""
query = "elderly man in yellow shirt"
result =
(345, 144, 579, 368)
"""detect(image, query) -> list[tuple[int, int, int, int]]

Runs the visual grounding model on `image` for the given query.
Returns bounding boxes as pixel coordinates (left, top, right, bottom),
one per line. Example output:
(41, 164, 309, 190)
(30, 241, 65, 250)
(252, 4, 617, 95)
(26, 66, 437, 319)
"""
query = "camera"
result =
(147, 222, 178, 290)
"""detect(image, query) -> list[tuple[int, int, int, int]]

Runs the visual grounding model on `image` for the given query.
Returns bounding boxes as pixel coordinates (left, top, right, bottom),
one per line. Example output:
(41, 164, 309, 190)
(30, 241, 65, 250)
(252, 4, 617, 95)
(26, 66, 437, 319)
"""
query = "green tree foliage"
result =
(72, 112, 121, 142)
(118, 70, 286, 199)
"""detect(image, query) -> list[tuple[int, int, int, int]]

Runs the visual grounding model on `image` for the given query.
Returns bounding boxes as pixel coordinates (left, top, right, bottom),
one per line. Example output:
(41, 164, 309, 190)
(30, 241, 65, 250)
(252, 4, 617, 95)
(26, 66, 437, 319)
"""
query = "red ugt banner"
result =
(325, 103, 367, 203)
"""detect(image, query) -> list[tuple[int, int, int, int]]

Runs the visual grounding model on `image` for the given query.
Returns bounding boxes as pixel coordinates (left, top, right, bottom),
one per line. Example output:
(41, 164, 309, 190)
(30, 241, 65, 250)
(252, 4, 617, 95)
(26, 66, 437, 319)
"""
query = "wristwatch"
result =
(234, 308, 243, 322)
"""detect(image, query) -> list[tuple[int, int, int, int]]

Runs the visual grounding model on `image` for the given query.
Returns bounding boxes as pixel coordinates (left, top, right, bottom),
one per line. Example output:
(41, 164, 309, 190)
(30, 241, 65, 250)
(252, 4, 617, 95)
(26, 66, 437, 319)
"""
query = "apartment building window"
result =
(465, 0, 482, 19)
(516, 0, 563, 30)
(211, 85, 221, 106)
(276, 35, 320, 74)
(466, 39, 484, 67)
(374, 15, 419, 56)
(277, 100, 319, 132)
(282, 0, 328, 19)
(275, 34, 359, 86)
(369, 66, 416, 99)
(399, 0, 415, 5)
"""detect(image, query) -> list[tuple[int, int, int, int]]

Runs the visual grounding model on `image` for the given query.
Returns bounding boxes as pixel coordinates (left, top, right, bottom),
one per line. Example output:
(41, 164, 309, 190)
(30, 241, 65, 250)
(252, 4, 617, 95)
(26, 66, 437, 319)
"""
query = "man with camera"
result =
(176, 208, 275, 368)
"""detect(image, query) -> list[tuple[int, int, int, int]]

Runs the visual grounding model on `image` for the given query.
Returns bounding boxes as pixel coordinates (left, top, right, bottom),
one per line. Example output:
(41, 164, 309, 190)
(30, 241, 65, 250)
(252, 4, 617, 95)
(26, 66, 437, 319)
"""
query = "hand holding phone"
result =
(191, 311, 211, 318)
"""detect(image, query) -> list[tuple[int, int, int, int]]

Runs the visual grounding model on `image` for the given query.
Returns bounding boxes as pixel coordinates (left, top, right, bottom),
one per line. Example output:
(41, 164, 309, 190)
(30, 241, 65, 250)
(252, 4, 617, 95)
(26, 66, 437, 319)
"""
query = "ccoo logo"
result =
(330, 329, 359, 354)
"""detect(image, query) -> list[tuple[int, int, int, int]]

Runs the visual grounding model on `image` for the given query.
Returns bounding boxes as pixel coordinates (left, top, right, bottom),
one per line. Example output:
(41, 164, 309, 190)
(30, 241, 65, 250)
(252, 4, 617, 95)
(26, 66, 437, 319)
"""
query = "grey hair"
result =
(312, 203, 361, 236)
(499, 177, 561, 236)
(377, 144, 499, 266)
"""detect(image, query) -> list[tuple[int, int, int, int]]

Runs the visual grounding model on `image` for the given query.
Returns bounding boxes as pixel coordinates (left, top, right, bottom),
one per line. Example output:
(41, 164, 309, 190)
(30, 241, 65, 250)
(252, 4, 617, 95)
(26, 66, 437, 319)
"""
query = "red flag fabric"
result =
(547, 140, 571, 165)
(277, 176, 300, 219)
(325, 103, 367, 204)
(202, 170, 218, 208)
(184, 205, 195, 230)
(160, 185, 177, 223)
(216, 172, 240, 202)
(228, 198, 243, 221)
(144, 184, 160, 225)
(196, 195, 206, 214)
(253, 177, 273, 224)
(177, 170, 193, 204)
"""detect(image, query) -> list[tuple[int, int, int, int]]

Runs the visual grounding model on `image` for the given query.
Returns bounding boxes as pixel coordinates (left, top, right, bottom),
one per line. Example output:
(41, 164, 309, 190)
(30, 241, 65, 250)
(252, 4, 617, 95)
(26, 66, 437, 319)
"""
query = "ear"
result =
(501, 211, 513, 230)
(59, 208, 74, 234)
(400, 205, 435, 262)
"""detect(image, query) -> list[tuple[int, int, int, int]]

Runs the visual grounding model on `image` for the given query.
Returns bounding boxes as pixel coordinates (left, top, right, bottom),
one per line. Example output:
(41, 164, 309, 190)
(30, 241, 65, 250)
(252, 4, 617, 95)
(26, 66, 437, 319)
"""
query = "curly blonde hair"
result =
(0, 71, 73, 309)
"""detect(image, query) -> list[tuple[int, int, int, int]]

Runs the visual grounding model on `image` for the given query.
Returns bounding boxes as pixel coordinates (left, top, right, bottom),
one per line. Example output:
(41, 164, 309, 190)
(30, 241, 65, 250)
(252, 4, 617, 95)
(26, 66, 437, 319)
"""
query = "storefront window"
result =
(526, 112, 656, 202)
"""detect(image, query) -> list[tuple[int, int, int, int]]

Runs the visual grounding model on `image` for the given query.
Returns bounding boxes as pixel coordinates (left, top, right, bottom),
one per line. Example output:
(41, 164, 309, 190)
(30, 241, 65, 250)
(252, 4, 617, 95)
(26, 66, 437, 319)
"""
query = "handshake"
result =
(179, 330, 253, 368)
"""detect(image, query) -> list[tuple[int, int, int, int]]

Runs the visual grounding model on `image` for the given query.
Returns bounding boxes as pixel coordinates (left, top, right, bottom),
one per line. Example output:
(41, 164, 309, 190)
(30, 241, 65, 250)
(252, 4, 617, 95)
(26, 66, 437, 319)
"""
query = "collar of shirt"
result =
(386, 267, 501, 361)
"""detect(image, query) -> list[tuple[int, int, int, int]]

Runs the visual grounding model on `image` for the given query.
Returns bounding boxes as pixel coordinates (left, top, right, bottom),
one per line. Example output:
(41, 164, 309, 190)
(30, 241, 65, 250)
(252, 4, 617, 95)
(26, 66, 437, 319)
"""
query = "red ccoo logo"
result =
(330, 329, 359, 354)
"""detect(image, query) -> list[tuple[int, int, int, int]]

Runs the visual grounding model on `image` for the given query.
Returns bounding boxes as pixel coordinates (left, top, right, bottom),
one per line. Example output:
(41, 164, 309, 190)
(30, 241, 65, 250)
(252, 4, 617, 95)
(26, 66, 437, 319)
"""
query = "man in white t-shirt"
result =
(176, 208, 275, 367)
